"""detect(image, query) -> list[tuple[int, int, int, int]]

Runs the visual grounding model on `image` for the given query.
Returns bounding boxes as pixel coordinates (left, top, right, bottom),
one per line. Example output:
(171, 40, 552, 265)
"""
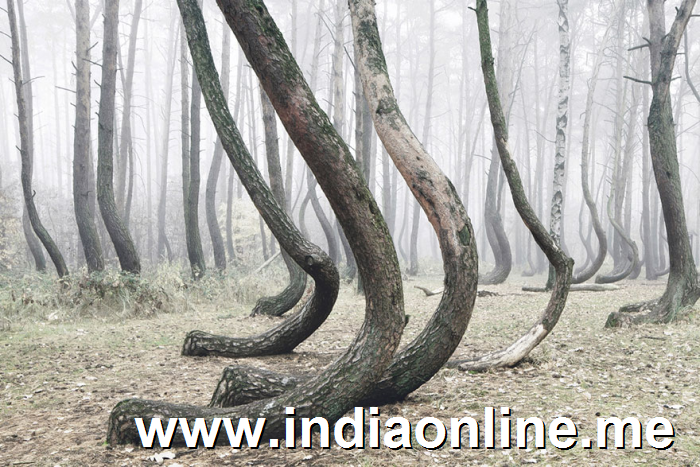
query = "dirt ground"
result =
(1, 275, 699, 466)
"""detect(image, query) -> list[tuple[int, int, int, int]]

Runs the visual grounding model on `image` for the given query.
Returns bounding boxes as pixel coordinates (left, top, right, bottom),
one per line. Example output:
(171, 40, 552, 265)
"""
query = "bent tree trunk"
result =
(8, 0, 69, 278)
(209, 0, 480, 410)
(73, 0, 104, 273)
(107, 0, 404, 446)
(22, 207, 46, 272)
(180, 38, 335, 358)
(96, 0, 141, 275)
(480, 151, 511, 284)
(249, 89, 307, 317)
(449, 0, 573, 371)
(572, 22, 612, 284)
(480, 0, 515, 286)
(606, 0, 699, 327)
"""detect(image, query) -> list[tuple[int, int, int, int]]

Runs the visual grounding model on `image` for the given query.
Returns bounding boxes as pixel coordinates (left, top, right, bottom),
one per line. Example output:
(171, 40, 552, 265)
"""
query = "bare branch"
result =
(624, 75, 652, 85)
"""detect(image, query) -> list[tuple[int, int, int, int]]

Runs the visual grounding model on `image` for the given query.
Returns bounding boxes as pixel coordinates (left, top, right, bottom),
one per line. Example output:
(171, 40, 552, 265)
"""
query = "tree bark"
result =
(108, 0, 404, 446)
(606, 0, 699, 327)
(181, 5, 207, 280)
(545, 0, 571, 291)
(450, 0, 573, 371)
(73, 0, 104, 274)
(480, 0, 515, 285)
(8, 0, 69, 278)
(96, 0, 141, 274)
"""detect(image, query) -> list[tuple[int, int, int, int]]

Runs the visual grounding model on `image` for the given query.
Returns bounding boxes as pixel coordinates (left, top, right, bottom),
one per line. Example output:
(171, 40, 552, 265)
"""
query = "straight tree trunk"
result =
(8, 0, 69, 278)
(225, 52, 245, 262)
(115, 0, 143, 219)
(96, 0, 141, 274)
(157, 14, 178, 262)
(73, 0, 104, 273)
(205, 25, 231, 272)
(545, 0, 571, 290)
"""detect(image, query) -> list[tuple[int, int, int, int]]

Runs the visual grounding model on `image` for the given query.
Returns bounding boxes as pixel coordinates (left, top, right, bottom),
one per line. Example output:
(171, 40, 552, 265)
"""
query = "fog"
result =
(1, 0, 700, 279)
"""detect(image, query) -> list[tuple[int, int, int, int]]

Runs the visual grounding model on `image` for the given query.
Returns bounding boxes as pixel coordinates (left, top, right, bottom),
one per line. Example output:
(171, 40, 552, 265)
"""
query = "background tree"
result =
(7, 0, 69, 278)
(96, 0, 141, 274)
(72, 0, 104, 273)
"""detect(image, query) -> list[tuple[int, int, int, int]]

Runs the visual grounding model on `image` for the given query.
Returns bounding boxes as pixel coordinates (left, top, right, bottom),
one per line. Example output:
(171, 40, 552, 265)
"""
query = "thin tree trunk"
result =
(116, 0, 143, 220)
(157, 14, 178, 262)
(73, 0, 104, 273)
(181, 5, 207, 279)
(450, 0, 573, 371)
(205, 25, 230, 272)
(8, 0, 69, 278)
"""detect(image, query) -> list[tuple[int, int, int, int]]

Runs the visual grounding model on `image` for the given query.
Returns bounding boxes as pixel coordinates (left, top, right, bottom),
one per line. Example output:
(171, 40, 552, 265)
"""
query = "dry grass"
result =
(1, 274, 699, 466)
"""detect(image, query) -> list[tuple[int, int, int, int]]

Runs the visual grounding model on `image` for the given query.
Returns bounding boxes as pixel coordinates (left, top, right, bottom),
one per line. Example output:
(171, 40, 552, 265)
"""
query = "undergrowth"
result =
(0, 260, 289, 327)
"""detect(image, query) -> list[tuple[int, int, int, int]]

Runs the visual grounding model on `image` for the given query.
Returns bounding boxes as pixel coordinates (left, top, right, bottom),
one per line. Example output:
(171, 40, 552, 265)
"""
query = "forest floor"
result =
(1, 273, 699, 466)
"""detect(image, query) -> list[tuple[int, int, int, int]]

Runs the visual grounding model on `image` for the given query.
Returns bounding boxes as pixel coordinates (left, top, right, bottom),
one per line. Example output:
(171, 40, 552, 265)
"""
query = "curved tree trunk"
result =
(205, 25, 230, 272)
(249, 89, 307, 317)
(480, 0, 515, 285)
(606, 0, 699, 327)
(480, 150, 511, 284)
(108, 0, 404, 446)
(96, 0, 141, 275)
(449, 0, 573, 371)
(73, 0, 104, 274)
(8, 0, 69, 278)
(206, 0, 479, 409)
(22, 207, 46, 272)
(572, 23, 612, 284)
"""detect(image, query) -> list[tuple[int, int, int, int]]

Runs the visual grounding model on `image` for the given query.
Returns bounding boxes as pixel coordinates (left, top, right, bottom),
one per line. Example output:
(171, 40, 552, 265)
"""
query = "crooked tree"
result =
(107, 0, 405, 445)
(449, 0, 573, 371)
(7, 0, 69, 278)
